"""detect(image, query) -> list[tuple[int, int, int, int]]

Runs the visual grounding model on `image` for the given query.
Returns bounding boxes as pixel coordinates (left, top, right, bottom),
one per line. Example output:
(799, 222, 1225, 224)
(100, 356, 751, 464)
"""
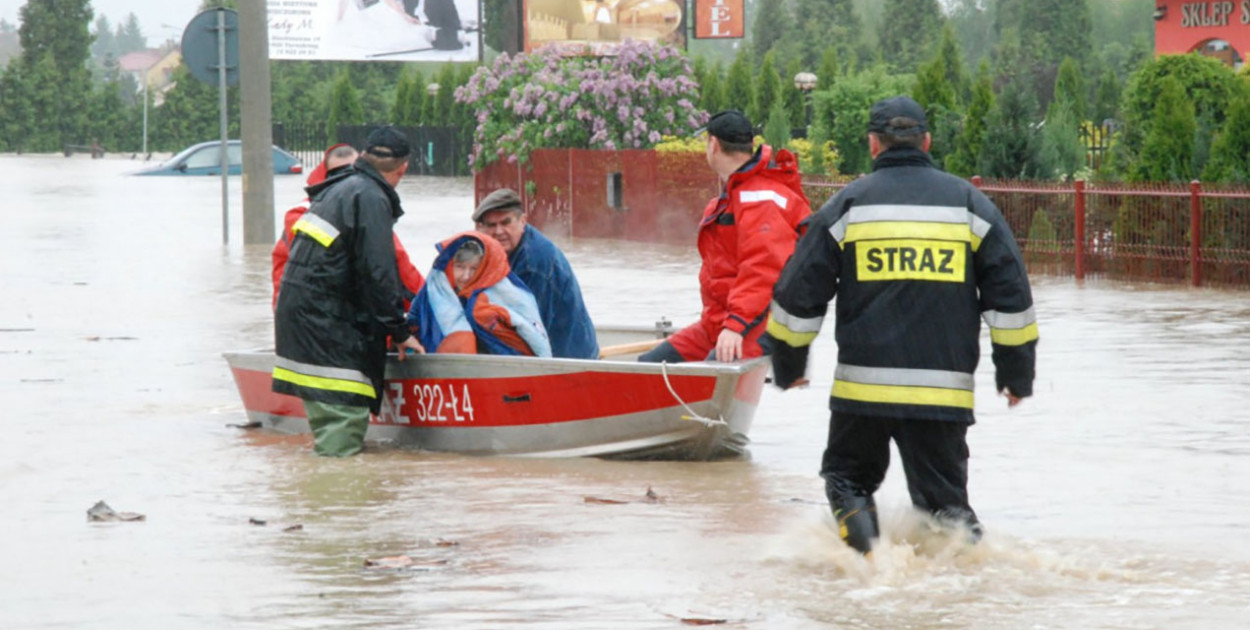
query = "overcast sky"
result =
(4, 0, 204, 41)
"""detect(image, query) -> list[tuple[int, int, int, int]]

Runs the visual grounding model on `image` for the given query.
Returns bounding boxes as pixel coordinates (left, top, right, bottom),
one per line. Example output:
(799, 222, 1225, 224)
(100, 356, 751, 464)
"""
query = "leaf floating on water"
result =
(86, 500, 145, 522)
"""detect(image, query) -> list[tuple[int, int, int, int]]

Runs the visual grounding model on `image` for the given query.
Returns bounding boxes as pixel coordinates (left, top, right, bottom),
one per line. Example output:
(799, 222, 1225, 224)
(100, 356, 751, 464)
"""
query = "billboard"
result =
(524, 0, 686, 54)
(694, 0, 743, 39)
(267, 0, 481, 62)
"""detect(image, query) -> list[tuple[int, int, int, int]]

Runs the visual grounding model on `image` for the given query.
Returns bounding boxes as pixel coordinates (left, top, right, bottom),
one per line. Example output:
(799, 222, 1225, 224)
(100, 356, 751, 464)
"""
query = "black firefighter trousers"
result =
(821, 411, 979, 534)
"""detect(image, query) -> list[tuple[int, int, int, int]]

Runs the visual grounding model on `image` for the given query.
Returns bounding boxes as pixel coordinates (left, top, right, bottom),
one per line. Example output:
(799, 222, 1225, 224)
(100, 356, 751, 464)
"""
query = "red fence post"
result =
(1074, 179, 1086, 281)
(1190, 180, 1202, 287)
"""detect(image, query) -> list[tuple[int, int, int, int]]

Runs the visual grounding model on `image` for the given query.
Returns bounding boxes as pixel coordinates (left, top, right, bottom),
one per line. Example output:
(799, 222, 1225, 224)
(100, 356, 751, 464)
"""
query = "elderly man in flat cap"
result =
(473, 189, 598, 359)
(273, 125, 425, 457)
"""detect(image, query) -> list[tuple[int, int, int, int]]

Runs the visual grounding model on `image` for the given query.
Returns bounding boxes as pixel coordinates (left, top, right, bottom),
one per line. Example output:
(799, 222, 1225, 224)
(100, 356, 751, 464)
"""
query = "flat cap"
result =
(868, 96, 928, 136)
(473, 188, 523, 221)
(694, 110, 754, 145)
(364, 125, 411, 159)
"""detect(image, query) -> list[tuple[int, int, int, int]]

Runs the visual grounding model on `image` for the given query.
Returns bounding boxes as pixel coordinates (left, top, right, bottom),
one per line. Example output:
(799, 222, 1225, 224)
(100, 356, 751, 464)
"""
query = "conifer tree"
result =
(979, 77, 1042, 179)
(1201, 87, 1250, 183)
(724, 47, 755, 115)
(1054, 56, 1088, 121)
(784, 58, 806, 127)
(751, 0, 792, 64)
(699, 61, 726, 114)
(0, 59, 32, 151)
(327, 71, 365, 140)
(817, 46, 840, 91)
(754, 51, 782, 124)
(946, 60, 994, 177)
(1039, 91, 1084, 179)
(1093, 66, 1120, 123)
(793, 0, 857, 69)
(763, 105, 791, 149)
(933, 24, 969, 106)
(432, 63, 459, 127)
(18, 0, 94, 150)
(878, 0, 943, 73)
(1130, 77, 1196, 183)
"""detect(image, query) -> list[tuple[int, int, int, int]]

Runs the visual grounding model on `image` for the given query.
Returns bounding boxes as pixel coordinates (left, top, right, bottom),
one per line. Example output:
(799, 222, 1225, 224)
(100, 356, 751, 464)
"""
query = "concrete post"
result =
(239, 0, 275, 245)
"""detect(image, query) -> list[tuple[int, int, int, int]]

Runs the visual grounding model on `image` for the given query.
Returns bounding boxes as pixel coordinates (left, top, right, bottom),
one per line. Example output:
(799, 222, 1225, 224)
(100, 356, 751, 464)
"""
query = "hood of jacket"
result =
(724, 144, 806, 201)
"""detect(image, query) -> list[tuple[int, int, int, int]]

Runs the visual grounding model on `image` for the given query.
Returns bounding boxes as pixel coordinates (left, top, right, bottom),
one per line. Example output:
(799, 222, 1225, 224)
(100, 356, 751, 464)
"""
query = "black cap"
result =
(694, 110, 754, 144)
(868, 96, 928, 136)
(364, 125, 411, 159)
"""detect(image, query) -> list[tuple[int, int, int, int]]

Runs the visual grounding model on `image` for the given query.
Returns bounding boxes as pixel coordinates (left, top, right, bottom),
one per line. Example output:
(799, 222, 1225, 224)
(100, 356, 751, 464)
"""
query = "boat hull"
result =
(225, 350, 769, 460)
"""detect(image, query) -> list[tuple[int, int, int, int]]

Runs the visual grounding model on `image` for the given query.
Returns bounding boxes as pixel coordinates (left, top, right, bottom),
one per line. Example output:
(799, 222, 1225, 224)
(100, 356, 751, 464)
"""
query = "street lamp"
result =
(793, 72, 818, 136)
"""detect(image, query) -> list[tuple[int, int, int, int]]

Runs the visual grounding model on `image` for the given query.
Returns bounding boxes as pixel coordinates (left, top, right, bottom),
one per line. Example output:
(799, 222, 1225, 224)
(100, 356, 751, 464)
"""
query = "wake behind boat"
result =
(224, 325, 769, 460)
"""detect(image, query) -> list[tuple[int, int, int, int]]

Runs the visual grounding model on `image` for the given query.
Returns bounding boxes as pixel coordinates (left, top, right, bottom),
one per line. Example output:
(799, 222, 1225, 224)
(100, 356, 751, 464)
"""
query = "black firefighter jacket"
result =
(765, 148, 1038, 423)
(272, 159, 412, 412)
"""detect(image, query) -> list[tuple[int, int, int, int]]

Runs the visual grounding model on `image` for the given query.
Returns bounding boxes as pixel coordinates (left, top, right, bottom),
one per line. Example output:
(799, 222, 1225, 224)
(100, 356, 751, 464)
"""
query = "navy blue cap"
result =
(868, 96, 928, 136)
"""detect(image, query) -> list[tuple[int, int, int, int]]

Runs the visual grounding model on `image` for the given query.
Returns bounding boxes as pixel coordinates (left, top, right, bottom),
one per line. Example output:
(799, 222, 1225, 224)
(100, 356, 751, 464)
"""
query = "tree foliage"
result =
(946, 60, 995, 177)
(327, 70, 366, 139)
(1202, 86, 1250, 183)
(878, 0, 943, 73)
(793, 0, 858, 70)
(751, 0, 792, 64)
(1053, 56, 1088, 121)
(810, 64, 912, 174)
(753, 51, 782, 124)
(979, 77, 1043, 178)
(1129, 77, 1195, 183)
(698, 60, 725, 114)
(724, 47, 755, 114)
(18, 0, 94, 149)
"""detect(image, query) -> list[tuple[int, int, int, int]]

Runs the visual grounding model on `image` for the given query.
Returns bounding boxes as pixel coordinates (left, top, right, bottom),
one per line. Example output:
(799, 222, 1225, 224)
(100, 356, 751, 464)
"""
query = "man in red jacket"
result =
(640, 110, 812, 363)
(272, 143, 424, 309)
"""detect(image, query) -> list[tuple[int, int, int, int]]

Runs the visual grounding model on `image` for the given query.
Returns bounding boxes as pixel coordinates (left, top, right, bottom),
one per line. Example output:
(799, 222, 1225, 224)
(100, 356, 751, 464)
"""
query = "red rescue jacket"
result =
(696, 144, 812, 337)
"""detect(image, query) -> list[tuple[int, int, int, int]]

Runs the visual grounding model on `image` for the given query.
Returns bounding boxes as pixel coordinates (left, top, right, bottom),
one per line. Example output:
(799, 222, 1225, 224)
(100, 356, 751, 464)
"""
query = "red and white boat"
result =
(223, 326, 769, 460)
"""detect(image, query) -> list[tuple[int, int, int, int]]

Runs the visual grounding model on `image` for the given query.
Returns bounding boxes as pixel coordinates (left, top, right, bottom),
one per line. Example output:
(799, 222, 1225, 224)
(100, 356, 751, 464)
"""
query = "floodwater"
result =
(3, 154, 1249, 629)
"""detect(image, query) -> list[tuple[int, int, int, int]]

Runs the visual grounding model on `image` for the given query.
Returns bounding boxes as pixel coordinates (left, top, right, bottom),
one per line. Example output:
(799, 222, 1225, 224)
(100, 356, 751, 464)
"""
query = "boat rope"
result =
(660, 361, 727, 427)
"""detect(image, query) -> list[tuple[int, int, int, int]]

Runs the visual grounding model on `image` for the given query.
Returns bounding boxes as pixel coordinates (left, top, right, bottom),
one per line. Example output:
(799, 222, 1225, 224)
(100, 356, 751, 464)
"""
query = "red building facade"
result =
(1154, 0, 1250, 66)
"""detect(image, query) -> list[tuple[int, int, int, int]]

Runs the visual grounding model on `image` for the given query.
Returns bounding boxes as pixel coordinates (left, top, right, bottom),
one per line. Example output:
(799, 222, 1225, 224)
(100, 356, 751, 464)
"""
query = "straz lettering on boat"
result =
(857, 239, 966, 282)
(377, 381, 476, 425)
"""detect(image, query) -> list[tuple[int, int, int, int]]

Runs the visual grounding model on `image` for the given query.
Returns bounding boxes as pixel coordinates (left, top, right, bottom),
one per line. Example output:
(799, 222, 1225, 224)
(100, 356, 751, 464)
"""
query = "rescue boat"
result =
(223, 325, 769, 460)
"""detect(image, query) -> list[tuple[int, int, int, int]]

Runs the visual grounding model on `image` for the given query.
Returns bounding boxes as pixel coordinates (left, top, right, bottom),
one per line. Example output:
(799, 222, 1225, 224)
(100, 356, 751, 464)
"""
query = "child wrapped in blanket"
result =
(407, 232, 552, 357)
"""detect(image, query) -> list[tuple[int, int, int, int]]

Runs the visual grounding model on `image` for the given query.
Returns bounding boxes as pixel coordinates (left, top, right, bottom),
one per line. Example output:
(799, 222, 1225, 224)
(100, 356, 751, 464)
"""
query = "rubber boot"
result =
(304, 400, 369, 457)
(830, 496, 879, 555)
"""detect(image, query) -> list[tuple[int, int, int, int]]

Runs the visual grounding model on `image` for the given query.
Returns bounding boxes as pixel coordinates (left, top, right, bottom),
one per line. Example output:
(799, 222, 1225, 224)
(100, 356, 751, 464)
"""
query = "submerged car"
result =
(134, 140, 303, 176)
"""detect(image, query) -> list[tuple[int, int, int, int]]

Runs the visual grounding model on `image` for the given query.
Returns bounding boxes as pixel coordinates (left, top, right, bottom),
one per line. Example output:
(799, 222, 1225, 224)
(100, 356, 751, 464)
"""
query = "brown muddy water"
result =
(2, 154, 1249, 629)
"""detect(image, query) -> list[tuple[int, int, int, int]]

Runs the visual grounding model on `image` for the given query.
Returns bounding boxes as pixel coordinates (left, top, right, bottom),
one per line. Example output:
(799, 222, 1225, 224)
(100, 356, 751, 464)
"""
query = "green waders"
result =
(303, 400, 370, 457)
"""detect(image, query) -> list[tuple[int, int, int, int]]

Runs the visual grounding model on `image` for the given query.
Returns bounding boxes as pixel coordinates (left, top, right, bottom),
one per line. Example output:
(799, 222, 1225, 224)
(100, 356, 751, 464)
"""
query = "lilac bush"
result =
(456, 41, 707, 168)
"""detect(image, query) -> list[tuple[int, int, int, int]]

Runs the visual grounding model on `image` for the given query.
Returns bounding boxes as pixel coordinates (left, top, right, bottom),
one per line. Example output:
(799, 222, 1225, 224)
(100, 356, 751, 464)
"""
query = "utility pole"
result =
(238, 0, 275, 245)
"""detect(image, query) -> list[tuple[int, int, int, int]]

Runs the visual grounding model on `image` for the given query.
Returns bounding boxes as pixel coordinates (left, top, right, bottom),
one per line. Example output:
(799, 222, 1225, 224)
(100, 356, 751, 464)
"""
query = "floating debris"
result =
(227, 421, 263, 430)
(680, 618, 727, 626)
(86, 500, 145, 522)
(282, 524, 303, 532)
(363, 555, 449, 570)
(584, 486, 666, 505)
(249, 517, 267, 526)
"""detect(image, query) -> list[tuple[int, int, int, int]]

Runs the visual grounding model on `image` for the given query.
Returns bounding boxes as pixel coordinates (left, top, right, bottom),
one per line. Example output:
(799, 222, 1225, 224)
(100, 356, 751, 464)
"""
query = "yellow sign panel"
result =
(856, 239, 967, 282)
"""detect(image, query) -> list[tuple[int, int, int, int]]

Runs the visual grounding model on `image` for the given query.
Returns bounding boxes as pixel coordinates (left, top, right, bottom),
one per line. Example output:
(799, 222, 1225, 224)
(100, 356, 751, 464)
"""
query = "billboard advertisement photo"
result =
(524, 0, 686, 54)
(268, 0, 481, 61)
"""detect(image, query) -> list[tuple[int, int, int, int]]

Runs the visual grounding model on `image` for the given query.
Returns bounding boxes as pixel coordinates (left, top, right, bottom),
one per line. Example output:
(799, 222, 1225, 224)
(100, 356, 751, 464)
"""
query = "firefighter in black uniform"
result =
(273, 126, 425, 457)
(764, 96, 1038, 554)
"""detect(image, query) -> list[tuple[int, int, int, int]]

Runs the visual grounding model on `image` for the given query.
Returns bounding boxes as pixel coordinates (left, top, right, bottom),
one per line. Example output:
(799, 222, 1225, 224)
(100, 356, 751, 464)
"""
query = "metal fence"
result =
(803, 176, 1250, 288)
(478, 150, 1250, 288)
(273, 122, 471, 176)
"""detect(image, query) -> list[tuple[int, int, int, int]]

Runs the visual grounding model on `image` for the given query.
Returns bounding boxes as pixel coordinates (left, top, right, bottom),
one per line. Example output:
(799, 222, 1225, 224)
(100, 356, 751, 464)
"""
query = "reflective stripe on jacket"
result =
(272, 159, 412, 412)
(766, 148, 1037, 422)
